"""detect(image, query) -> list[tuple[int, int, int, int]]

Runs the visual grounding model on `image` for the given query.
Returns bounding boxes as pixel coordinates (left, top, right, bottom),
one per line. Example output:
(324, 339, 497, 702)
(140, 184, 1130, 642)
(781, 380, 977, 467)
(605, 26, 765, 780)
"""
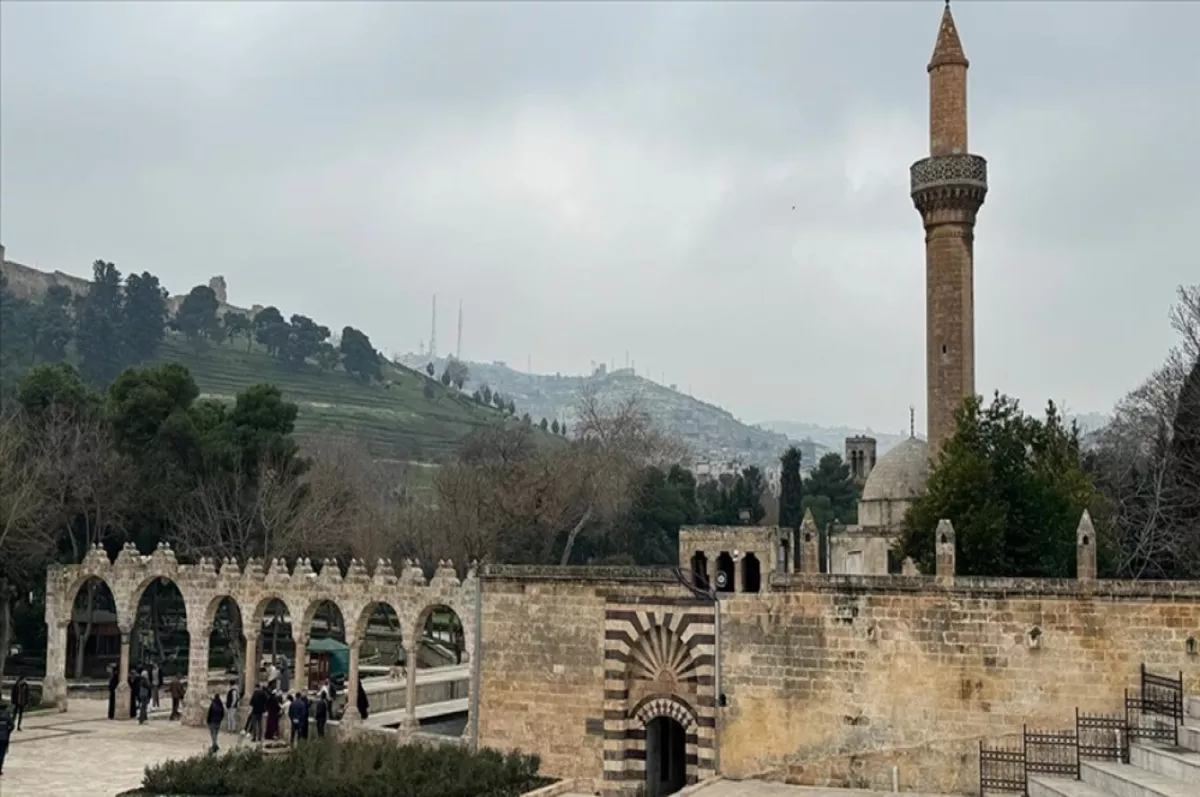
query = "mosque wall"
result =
(718, 575, 1200, 794)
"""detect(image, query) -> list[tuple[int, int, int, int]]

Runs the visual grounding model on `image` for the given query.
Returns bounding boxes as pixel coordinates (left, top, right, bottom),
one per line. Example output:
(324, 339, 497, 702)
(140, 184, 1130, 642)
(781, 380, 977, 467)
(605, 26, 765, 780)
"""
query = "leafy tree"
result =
(539, 417, 549, 431)
(33, 285, 74, 364)
(443, 358, 469, 390)
(492, 392, 505, 410)
(175, 284, 222, 343)
(506, 399, 516, 415)
(779, 446, 804, 529)
(480, 384, 493, 406)
(340, 326, 381, 382)
(802, 452, 859, 528)
(894, 392, 1096, 578)
(283, 314, 329, 367)
(253, 307, 288, 357)
(603, 465, 699, 564)
(521, 412, 531, 424)
(75, 260, 127, 386)
(123, 271, 168, 362)
(551, 419, 560, 435)
(314, 342, 341, 371)
(17, 363, 101, 422)
(0, 272, 35, 390)
(223, 312, 252, 351)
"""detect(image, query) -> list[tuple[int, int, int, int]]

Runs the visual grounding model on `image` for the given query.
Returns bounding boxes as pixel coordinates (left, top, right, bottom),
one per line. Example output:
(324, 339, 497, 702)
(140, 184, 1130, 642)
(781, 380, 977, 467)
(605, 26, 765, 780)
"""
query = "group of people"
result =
(106, 661, 185, 723)
(205, 677, 336, 754)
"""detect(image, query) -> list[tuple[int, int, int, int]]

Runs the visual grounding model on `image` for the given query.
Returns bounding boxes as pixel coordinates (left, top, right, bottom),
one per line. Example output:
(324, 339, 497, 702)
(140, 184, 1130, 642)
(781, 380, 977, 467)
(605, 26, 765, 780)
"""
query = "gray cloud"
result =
(2, 1, 1197, 433)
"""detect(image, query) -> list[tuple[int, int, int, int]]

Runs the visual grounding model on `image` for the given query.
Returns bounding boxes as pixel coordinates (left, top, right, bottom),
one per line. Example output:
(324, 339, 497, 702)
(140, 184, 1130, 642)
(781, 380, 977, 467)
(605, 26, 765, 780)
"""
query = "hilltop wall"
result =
(476, 566, 1200, 795)
(0, 251, 253, 318)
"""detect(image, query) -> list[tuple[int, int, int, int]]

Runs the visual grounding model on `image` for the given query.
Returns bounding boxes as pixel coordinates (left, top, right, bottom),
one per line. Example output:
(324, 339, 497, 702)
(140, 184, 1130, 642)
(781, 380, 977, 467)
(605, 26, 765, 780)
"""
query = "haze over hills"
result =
(398, 354, 836, 469)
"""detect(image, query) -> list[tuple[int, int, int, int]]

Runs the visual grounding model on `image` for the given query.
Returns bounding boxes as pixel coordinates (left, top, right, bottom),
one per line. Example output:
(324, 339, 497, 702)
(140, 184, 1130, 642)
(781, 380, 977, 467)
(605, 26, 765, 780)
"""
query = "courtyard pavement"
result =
(0, 698, 226, 797)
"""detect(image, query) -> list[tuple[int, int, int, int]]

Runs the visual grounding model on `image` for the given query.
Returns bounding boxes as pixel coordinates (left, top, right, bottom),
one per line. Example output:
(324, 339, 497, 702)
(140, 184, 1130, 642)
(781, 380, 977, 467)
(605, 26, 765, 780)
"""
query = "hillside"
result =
(400, 356, 822, 469)
(155, 336, 507, 464)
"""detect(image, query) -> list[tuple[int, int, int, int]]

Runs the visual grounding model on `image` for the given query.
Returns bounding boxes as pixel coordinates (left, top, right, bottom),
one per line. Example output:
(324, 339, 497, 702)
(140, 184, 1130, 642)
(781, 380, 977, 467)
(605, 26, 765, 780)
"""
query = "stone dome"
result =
(861, 437, 929, 502)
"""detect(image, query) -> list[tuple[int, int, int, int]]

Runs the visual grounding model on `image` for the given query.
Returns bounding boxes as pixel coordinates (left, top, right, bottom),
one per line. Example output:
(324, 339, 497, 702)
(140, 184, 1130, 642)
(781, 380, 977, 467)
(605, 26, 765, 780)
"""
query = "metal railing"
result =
(979, 665, 1184, 796)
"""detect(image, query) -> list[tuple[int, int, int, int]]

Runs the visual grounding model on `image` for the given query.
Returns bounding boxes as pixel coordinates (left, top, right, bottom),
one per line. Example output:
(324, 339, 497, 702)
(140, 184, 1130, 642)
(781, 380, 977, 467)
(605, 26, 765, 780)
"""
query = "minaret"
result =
(911, 2, 987, 457)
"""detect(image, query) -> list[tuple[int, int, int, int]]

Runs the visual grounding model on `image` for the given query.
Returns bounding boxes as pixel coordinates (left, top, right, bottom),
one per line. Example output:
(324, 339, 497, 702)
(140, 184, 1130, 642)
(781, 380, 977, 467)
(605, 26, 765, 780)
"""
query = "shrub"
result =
(141, 736, 549, 797)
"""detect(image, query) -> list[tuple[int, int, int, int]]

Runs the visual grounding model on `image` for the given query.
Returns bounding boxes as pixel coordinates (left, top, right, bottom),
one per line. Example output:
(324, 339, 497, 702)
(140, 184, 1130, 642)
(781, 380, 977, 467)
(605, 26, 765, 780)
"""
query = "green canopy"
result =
(306, 637, 350, 678)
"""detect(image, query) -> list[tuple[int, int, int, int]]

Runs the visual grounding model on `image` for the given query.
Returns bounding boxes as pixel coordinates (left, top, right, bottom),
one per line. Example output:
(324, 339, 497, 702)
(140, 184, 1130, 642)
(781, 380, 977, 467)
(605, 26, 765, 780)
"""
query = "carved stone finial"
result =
(935, 519, 956, 581)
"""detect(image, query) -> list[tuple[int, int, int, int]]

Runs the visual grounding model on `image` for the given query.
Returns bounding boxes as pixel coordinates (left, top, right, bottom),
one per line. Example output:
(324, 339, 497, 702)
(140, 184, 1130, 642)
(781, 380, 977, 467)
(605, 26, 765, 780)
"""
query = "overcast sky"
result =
(2, 2, 1197, 434)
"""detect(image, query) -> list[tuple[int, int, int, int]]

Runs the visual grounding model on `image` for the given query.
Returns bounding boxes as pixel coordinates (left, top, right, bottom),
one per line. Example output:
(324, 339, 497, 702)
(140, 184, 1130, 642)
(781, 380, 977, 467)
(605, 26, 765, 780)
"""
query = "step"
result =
(1180, 724, 1200, 754)
(1130, 742, 1200, 784)
(1027, 775, 1112, 797)
(1080, 759, 1194, 797)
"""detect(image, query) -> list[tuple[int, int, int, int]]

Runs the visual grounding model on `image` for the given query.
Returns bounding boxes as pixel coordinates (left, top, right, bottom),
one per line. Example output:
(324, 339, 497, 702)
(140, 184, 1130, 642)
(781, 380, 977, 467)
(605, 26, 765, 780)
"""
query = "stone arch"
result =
(352, 600, 404, 644)
(63, 575, 120, 680)
(602, 605, 717, 794)
(127, 574, 190, 678)
(300, 598, 347, 643)
(631, 694, 699, 731)
(413, 602, 469, 667)
(205, 595, 244, 676)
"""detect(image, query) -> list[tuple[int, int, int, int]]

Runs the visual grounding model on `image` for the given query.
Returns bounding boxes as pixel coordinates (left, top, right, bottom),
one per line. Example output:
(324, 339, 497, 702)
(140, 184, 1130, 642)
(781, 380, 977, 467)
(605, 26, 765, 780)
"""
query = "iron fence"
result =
(979, 739, 1025, 794)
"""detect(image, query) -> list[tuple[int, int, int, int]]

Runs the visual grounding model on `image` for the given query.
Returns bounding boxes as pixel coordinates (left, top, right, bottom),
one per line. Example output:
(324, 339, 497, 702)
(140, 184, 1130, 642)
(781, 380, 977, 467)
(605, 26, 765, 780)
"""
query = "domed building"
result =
(829, 434, 929, 575)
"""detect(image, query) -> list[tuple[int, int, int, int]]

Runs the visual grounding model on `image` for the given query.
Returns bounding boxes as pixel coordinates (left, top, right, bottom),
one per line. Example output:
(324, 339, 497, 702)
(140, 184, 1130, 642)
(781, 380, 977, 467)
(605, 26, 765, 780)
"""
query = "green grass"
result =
(152, 335, 507, 464)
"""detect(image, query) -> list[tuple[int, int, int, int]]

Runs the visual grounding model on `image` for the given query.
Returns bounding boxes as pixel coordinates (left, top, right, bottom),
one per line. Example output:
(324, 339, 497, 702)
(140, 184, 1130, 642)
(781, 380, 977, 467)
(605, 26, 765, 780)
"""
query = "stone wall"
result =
(719, 574, 1200, 793)
(476, 566, 717, 794)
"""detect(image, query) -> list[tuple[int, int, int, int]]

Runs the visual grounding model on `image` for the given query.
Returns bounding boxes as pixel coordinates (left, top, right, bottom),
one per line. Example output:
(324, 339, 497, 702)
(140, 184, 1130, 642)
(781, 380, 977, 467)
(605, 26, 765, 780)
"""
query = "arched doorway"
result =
(645, 715, 688, 797)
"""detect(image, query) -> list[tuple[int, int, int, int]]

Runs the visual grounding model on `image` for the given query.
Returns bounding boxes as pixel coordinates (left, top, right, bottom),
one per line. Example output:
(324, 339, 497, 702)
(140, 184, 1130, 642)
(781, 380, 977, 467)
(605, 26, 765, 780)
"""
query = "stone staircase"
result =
(1026, 695, 1200, 797)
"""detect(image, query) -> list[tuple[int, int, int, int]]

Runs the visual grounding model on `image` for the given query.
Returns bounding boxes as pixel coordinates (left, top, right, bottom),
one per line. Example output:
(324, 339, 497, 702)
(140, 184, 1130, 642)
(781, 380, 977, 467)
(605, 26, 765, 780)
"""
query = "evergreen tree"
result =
(802, 452, 859, 527)
(123, 271, 168, 362)
(340, 326, 382, 382)
(1169, 354, 1200, 544)
(539, 417, 549, 431)
(779, 446, 804, 529)
(283, 314, 329, 367)
(75, 260, 127, 386)
(894, 392, 1096, 578)
(252, 306, 288, 357)
(175, 284, 222, 343)
(551, 419, 560, 435)
(0, 271, 35, 391)
(33, 285, 74, 364)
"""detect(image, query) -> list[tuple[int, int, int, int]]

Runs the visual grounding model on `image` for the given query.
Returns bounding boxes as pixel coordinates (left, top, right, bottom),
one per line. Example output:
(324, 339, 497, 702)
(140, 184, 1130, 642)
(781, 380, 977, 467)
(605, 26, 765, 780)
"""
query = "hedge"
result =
(139, 735, 550, 797)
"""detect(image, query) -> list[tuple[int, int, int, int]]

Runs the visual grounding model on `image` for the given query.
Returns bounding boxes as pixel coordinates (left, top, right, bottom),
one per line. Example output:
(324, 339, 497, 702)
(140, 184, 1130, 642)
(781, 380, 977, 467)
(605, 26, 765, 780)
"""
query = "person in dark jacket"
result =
(248, 685, 268, 742)
(314, 693, 328, 738)
(168, 676, 186, 720)
(129, 672, 139, 718)
(298, 695, 310, 740)
(287, 693, 304, 745)
(356, 680, 370, 720)
(0, 702, 12, 775)
(107, 665, 119, 720)
(9, 676, 30, 731)
(206, 695, 225, 754)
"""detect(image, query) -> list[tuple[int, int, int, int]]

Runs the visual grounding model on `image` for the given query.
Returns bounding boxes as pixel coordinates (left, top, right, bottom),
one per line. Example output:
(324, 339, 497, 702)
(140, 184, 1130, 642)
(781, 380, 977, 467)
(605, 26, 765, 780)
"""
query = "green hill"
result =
(154, 335, 505, 464)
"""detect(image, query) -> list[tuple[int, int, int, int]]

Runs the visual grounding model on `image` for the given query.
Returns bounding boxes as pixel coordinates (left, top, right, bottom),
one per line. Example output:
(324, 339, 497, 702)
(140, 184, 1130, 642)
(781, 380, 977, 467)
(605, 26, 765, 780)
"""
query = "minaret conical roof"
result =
(928, 3, 969, 71)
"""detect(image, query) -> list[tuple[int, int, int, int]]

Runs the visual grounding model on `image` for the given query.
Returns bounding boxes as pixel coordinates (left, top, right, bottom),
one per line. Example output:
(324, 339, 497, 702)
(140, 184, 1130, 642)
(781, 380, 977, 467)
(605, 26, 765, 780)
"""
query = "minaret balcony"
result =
(910, 153, 987, 194)
(910, 153, 988, 216)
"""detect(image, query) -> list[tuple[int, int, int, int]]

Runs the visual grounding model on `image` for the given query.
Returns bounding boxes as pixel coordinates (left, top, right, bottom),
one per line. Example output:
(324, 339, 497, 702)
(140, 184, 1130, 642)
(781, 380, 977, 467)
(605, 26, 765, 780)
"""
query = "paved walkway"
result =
(0, 699, 226, 797)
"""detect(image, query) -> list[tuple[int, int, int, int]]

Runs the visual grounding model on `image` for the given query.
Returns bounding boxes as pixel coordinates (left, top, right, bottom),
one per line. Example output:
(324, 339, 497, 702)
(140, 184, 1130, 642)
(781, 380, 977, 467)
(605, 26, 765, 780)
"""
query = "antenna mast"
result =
(429, 295, 438, 361)
(456, 300, 463, 360)
(909, 405, 915, 439)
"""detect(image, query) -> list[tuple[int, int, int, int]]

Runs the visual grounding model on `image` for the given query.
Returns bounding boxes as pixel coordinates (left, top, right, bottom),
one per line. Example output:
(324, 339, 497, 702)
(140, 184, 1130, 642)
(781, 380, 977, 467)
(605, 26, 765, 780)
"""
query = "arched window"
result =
(714, 553, 735, 593)
(690, 552, 709, 590)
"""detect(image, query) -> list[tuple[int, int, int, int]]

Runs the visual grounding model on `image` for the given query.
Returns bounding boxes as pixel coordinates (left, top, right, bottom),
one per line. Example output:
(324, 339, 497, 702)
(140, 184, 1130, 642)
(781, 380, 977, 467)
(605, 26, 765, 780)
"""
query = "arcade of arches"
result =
(44, 543, 475, 726)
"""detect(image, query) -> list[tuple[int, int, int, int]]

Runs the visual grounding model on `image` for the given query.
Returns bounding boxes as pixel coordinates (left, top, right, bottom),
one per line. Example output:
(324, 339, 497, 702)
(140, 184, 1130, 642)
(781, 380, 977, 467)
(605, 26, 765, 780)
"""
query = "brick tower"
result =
(911, 2, 987, 457)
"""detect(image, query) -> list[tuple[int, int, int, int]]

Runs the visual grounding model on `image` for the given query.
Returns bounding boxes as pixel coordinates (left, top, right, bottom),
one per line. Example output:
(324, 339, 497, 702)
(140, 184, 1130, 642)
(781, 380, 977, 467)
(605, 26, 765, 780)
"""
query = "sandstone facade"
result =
(44, 543, 475, 726)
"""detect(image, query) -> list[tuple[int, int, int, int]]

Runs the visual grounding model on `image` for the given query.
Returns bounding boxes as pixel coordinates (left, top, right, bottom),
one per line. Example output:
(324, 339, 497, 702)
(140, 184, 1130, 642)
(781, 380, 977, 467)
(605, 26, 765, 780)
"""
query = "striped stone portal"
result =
(601, 599, 718, 793)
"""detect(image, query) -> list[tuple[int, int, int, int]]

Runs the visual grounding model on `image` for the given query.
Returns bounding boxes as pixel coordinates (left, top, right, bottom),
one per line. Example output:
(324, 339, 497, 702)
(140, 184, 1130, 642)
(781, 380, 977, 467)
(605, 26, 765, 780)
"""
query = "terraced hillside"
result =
(154, 336, 505, 464)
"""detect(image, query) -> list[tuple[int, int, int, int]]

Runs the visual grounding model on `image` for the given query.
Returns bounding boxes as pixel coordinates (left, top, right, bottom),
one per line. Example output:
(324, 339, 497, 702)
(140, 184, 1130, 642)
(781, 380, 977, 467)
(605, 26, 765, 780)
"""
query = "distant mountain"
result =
(399, 356, 823, 469)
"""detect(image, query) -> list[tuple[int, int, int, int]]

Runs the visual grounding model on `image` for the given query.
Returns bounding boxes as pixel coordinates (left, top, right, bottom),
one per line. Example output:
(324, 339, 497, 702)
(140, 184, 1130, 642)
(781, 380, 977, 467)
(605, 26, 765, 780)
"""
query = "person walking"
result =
(9, 676, 30, 731)
(168, 676, 186, 720)
(314, 693, 328, 739)
(128, 671, 139, 719)
(0, 702, 12, 776)
(224, 680, 240, 733)
(287, 694, 303, 746)
(138, 670, 152, 724)
(298, 694, 310, 740)
(206, 695, 225, 754)
(107, 665, 119, 720)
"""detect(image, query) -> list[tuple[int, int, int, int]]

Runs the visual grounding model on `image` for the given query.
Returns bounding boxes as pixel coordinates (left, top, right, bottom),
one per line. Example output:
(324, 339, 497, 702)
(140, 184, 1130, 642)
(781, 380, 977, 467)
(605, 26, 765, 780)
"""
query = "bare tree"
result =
(1092, 284, 1200, 578)
(0, 409, 56, 678)
(558, 386, 689, 564)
